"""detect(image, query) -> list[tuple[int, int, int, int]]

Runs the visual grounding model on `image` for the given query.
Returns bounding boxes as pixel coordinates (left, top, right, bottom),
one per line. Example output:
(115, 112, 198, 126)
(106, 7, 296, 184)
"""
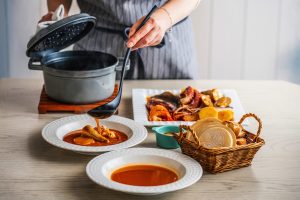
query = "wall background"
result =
(0, 0, 299, 83)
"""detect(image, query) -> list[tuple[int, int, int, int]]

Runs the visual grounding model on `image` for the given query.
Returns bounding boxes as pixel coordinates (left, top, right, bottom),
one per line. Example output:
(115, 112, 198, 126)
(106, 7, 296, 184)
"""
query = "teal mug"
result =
(152, 126, 180, 149)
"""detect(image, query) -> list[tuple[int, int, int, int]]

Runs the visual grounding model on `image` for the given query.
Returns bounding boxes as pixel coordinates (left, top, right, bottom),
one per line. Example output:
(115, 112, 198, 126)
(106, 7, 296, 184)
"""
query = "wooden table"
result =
(0, 79, 300, 200)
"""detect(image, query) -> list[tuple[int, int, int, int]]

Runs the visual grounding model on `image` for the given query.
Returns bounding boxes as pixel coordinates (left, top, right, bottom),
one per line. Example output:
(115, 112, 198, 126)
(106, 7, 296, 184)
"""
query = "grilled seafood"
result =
(190, 90, 202, 108)
(147, 86, 233, 122)
(95, 118, 116, 139)
(146, 91, 180, 112)
(180, 86, 195, 105)
(149, 105, 173, 121)
(152, 91, 180, 107)
(82, 125, 110, 143)
(173, 106, 199, 121)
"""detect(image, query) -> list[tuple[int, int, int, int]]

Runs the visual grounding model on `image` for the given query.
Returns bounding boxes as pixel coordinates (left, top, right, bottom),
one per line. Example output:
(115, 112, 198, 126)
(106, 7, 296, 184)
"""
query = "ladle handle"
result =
(117, 4, 160, 98)
(136, 5, 159, 30)
(117, 48, 131, 101)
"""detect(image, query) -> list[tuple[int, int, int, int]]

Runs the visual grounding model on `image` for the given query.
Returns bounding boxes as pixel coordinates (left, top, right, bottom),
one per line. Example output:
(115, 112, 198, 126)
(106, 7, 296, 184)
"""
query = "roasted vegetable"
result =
(215, 97, 231, 108)
(211, 89, 222, 102)
(200, 95, 213, 107)
(202, 88, 222, 102)
(218, 110, 234, 122)
(199, 107, 218, 120)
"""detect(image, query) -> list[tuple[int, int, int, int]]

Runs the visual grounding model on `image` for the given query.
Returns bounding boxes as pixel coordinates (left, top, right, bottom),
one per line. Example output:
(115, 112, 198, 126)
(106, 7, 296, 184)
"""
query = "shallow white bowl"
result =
(86, 148, 203, 195)
(42, 115, 148, 155)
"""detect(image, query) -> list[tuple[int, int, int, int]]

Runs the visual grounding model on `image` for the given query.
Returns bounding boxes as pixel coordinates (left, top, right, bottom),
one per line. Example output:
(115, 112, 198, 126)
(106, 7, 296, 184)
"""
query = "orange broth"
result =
(63, 128, 128, 146)
(111, 165, 178, 186)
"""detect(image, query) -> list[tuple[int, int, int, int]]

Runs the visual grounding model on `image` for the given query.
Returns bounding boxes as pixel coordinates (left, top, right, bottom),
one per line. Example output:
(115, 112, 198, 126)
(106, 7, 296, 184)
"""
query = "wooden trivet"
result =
(38, 85, 118, 114)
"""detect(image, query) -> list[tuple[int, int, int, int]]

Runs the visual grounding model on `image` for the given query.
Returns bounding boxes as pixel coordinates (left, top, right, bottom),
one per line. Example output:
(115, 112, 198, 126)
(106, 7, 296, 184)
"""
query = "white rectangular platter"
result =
(132, 88, 248, 126)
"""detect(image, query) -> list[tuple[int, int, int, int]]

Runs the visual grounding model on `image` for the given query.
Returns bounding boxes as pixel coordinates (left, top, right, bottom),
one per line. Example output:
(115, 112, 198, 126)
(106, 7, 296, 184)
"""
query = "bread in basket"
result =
(174, 113, 265, 173)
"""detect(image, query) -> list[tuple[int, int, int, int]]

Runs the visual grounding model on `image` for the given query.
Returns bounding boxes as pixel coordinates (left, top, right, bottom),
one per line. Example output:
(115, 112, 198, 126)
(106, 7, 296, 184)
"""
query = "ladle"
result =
(88, 5, 159, 119)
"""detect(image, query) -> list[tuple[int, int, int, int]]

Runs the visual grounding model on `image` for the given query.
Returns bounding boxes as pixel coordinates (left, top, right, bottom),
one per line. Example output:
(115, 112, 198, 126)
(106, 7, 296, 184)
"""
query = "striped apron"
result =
(74, 0, 198, 79)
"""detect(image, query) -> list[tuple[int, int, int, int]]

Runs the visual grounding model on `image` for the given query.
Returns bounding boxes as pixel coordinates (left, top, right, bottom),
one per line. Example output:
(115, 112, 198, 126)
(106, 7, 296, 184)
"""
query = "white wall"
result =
(192, 0, 300, 83)
(1, 0, 300, 83)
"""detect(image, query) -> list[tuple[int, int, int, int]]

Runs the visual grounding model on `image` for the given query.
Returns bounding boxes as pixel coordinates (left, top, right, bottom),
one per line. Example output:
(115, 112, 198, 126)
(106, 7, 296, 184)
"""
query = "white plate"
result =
(42, 115, 148, 155)
(132, 88, 248, 126)
(86, 148, 202, 195)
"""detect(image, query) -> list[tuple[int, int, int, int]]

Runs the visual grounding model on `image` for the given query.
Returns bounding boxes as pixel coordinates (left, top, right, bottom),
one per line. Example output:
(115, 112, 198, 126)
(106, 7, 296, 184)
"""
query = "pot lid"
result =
(26, 13, 96, 58)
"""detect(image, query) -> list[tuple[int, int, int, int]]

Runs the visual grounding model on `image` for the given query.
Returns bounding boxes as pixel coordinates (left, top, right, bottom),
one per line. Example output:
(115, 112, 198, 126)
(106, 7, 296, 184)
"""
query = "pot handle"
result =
(115, 57, 130, 71)
(28, 58, 43, 70)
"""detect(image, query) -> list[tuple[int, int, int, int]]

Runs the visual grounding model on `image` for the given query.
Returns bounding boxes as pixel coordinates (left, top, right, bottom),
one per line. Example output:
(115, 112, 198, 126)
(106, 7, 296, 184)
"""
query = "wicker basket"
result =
(175, 113, 265, 174)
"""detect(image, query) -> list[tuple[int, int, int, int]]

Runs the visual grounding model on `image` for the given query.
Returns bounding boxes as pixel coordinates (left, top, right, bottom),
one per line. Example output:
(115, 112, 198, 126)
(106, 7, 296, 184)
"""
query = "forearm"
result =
(47, 0, 72, 16)
(160, 0, 201, 27)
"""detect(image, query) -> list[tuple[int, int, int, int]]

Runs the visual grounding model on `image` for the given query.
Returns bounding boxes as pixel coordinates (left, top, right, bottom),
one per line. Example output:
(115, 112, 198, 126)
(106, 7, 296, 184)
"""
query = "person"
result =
(40, 0, 200, 79)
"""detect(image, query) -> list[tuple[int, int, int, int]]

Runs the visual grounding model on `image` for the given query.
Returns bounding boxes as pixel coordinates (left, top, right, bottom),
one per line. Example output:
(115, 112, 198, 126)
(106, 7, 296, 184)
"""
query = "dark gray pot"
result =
(29, 51, 129, 104)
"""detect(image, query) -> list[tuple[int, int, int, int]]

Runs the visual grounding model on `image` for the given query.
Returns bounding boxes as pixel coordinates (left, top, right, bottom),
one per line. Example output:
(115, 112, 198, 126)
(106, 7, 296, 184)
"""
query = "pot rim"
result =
(41, 50, 119, 78)
(43, 63, 117, 78)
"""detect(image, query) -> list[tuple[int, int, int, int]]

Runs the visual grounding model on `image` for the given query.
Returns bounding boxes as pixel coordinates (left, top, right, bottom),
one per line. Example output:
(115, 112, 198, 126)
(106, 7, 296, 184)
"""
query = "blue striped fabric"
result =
(74, 0, 197, 79)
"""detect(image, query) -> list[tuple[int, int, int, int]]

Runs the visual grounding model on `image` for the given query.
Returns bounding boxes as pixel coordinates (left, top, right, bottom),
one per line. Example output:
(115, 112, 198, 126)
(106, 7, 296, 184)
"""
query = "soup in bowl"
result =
(42, 115, 147, 155)
(86, 148, 202, 195)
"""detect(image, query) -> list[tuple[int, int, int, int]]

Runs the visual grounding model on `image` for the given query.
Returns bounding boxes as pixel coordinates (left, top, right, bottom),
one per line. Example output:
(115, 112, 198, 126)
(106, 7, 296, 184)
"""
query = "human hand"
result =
(126, 9, 172, 51)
